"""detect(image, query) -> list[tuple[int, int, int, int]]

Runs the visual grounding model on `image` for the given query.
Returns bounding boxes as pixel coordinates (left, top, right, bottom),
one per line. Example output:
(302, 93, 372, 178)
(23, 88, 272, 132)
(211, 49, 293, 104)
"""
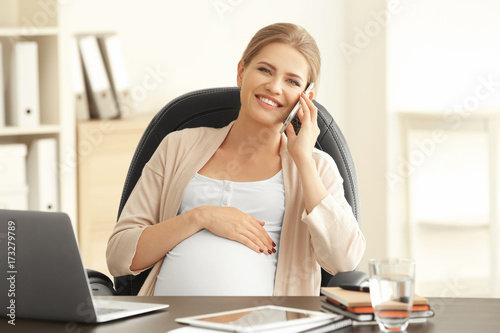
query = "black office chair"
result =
(109, 87, 362, 295)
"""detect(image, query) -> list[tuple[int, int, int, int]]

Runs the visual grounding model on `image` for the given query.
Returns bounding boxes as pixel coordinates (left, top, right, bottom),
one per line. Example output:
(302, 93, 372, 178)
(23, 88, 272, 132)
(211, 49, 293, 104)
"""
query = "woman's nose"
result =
(265, 78, 282, 95)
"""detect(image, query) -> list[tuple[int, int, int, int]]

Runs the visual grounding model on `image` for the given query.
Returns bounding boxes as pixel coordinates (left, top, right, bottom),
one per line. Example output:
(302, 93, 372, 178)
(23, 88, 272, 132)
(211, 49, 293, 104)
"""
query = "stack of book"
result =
(320, 287, 434, 325)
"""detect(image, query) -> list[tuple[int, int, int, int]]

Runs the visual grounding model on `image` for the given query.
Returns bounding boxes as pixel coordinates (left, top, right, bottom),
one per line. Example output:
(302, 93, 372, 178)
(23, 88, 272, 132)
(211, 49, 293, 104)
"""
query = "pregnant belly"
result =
(154, 229, 278, 296)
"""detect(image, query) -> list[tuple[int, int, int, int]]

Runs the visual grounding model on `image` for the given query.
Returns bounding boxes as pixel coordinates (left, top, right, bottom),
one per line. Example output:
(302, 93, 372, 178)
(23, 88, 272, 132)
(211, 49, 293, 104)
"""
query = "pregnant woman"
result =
(106, 22, 365, 296)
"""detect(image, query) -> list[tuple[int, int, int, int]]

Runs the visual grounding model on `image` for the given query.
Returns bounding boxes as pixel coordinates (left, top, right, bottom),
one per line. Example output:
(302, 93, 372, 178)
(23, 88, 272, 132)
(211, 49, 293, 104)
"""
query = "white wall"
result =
(66, 0, 347, 126)
(338, 0, 500, 279)
(387, 0, 500, 252)
(343, 0, 389, 272)
(387, 0, 500, 296)
(388, 0, 500, 112)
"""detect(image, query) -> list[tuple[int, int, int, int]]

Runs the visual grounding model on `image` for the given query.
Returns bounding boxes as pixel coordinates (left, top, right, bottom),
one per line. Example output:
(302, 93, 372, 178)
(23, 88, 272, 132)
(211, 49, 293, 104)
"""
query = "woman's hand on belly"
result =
(192, 205, 276, 255)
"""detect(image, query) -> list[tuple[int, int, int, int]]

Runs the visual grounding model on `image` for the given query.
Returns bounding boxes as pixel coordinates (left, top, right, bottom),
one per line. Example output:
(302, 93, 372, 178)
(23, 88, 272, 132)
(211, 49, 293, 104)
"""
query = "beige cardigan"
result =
(106, 122, 365, 296)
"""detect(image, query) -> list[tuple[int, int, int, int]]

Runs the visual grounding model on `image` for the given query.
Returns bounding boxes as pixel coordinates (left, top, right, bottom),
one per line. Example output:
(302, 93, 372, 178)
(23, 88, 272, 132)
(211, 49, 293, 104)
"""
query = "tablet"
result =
(175, 305, 341, 332)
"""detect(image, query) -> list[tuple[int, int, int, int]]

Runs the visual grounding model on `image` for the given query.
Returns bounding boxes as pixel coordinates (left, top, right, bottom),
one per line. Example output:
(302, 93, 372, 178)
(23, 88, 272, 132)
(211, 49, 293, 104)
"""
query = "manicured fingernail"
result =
(259, 248, 264, 253)
(272, 242, 276, 247)
(272, 248, 276, 253)
(268, 249, 272, 254)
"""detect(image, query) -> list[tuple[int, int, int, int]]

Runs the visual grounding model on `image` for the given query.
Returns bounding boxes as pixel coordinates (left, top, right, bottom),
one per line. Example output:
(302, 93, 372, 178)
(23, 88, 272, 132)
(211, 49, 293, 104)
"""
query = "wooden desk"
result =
(2, 296, 500, 332)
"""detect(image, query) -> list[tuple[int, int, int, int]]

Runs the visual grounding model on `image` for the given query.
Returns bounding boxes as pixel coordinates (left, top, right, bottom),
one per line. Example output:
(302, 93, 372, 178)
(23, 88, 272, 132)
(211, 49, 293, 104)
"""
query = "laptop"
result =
(0, 209, 168, 323)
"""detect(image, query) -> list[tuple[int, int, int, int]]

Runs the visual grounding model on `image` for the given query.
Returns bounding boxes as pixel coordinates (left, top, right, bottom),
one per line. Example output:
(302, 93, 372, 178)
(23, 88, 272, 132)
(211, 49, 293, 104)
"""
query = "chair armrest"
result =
(86, 269, 115, 296)
(327, 271, 369, 287)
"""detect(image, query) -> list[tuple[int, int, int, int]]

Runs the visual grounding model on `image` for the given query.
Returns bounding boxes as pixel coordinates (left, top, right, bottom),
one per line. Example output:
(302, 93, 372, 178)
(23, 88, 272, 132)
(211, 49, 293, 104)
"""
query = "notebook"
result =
(321, 287, 429, 309)
(0, 209, 168, 323)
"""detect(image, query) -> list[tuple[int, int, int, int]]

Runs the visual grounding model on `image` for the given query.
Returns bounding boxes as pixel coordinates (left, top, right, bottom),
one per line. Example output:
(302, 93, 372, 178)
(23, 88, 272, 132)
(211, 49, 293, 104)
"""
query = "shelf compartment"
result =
(0, 0, 58, 31)
(0, 34, 60, 126)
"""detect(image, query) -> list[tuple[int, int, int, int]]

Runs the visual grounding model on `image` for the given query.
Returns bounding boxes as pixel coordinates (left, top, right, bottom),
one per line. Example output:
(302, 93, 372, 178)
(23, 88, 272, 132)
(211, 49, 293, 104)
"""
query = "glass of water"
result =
(369, 258, 416, 332)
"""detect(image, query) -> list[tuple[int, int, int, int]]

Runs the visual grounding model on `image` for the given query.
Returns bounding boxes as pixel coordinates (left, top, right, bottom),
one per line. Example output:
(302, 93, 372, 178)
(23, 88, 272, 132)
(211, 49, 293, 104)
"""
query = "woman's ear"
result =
(237, 60, 245, 87)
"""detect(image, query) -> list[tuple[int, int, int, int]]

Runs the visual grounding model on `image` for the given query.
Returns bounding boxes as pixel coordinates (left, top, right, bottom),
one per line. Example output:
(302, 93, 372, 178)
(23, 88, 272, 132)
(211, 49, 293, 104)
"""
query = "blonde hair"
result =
(240, 23, 321, 90)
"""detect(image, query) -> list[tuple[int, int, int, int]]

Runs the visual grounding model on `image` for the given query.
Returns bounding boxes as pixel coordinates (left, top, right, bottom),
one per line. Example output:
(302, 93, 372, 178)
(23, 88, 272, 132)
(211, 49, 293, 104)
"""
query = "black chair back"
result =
(114, 87, 360, 295)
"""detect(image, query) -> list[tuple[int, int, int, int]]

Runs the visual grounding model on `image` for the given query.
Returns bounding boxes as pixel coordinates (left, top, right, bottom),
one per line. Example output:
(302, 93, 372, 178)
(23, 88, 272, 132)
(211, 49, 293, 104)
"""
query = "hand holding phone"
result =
(279, 83, 314, 134)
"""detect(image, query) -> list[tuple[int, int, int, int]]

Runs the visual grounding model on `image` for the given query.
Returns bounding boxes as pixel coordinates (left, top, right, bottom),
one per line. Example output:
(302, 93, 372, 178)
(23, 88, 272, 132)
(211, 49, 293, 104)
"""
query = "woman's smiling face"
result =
(237, 42, 310, 129)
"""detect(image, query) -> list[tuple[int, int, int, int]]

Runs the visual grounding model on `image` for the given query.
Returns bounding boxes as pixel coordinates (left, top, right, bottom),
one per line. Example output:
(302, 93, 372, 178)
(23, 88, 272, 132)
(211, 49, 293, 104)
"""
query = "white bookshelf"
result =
(0, 125, 60, 136)
(0, 27, 59, 36)
(0, 0, 77, 226)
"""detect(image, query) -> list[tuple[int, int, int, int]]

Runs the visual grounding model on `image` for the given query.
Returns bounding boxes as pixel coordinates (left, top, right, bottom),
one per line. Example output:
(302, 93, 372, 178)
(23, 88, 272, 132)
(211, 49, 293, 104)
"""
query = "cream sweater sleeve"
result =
(301, 151, 366, 275)
(106, 147, 166, 277)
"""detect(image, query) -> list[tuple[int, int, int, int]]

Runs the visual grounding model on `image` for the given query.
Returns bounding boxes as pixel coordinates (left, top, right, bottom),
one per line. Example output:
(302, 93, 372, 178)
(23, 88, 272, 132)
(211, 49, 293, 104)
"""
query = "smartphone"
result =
(279, 82, 315, 134)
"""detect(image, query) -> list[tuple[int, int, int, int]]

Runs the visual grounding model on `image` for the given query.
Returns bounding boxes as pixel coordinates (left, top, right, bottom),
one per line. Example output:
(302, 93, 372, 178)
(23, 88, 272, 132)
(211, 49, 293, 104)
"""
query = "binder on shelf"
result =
(98, 34, 134, 118)
(71, 38, 90, 121)
(0, 185, 29, 210)
(0, 143, 28, 186)
(8, 41, 40, 127)
(78, 35, 119, 120)
(27, 138, 59, 212)
(0, 42, 5, 128)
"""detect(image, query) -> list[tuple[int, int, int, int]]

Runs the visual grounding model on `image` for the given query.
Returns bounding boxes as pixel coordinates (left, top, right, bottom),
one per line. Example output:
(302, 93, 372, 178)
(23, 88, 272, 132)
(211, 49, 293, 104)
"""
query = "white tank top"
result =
(154, 171, 285, 296)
